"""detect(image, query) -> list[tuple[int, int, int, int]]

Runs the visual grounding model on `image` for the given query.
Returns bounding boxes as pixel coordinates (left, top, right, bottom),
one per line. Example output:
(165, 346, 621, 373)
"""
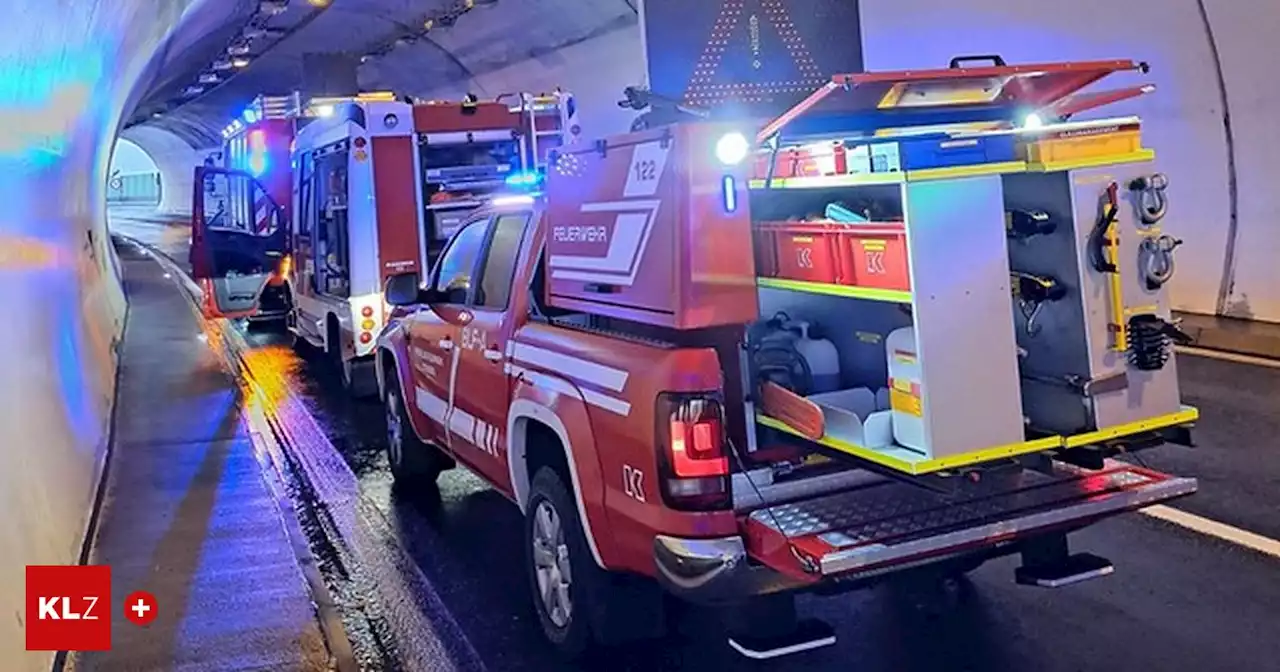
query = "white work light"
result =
(314, 104, 334, 118)
(715, 132, 750, 165)
(1022, 113, 1044, 129)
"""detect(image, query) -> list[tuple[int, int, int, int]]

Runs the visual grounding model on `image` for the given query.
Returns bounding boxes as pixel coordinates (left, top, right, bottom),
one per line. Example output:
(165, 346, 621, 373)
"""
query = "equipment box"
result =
(898, 132, 1017, 171)
(836, 224, 911, 291)
(1019, 119, 1143, 164)
(543, 123, 759, 330)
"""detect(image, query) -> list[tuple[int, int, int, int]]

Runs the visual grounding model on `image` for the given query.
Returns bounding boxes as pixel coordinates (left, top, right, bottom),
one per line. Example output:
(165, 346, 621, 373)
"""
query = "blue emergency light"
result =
(505, 170, 542, 188)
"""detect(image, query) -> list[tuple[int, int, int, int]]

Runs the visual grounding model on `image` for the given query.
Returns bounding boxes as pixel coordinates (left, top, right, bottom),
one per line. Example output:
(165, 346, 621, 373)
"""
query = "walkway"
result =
(68, 239, 332, 671)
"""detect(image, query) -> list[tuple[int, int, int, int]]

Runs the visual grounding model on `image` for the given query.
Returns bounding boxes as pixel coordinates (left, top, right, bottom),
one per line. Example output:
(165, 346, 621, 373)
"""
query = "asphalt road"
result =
(110, 208, 1280, 672)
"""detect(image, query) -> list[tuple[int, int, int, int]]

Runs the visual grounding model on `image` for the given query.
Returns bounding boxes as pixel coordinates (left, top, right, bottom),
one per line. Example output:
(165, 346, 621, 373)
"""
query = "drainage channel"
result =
(122, 236, 485, 672)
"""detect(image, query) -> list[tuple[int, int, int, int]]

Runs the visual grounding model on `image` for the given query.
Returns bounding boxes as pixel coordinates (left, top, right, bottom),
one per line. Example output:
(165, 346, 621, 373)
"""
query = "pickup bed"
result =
(374, 198, 1197, 660)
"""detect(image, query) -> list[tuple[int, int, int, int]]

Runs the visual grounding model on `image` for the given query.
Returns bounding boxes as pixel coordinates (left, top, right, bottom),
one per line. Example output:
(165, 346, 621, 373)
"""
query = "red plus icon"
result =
(123, 591, 157, 626)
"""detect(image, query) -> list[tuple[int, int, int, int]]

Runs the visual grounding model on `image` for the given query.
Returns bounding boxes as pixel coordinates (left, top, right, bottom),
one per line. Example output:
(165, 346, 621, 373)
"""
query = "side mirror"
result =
(384, 272, 422, 307)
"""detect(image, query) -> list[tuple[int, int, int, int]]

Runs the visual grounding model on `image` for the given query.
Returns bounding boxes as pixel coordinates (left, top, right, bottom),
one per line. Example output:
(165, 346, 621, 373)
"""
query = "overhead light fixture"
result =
(228, 42, 252, 56)
(198, 72, 220, 84)
(232, 57, 251, 68)
(183, 85, 205, 96)
(313, 104, 334, 117)
(423, 18, 434, 29)
(259, 0, 289, 16)
(212, 59, 233, 71)
(307, 0, 331, 6)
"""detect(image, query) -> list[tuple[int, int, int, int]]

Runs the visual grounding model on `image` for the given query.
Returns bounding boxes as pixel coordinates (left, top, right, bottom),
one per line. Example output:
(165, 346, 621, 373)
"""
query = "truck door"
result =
(449, 210, 532, 492)
(190, 166, 288, 319)
(405, 216, 492, 450)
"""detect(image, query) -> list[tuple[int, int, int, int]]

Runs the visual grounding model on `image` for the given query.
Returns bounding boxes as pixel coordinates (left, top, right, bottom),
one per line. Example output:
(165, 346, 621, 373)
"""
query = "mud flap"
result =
(741, 461, 1195, 582)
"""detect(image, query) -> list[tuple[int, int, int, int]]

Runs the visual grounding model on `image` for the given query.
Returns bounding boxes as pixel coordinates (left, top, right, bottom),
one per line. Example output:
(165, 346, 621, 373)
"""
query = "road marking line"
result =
(1141, 505, 1280, 559)
(1177, 345, 1280, 369)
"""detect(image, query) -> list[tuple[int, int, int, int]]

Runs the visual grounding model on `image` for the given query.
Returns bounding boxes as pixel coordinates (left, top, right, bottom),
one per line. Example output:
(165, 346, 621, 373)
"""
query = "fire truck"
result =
(189, 89, 579, 393)
(373, 58, 1200, 659)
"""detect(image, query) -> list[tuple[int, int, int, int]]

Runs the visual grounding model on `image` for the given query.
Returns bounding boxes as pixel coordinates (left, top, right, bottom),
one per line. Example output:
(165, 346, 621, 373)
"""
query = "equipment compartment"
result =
(897, 132, 1018, 171)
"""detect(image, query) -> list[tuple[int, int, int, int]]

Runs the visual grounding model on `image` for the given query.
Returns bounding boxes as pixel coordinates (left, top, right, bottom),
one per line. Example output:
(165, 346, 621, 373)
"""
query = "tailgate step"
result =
(744, 461, 1195, 578)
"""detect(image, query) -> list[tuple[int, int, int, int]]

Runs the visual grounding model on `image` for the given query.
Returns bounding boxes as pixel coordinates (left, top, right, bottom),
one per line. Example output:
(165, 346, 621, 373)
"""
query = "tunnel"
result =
(5, 0, 1279, 669)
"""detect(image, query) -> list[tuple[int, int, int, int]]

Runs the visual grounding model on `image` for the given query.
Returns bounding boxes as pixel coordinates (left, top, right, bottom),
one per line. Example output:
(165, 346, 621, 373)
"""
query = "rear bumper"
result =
(652, 535, 806, 604)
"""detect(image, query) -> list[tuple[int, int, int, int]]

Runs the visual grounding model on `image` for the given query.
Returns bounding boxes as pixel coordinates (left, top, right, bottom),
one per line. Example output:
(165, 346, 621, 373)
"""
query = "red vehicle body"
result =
(374, 60, 1198, 660)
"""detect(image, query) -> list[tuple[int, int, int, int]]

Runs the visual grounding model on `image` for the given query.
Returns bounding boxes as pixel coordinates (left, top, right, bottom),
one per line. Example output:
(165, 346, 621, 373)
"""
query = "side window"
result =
(297, 153, 313, 237)
(432, 219, 490, 303)
(474, 212, 530, 309)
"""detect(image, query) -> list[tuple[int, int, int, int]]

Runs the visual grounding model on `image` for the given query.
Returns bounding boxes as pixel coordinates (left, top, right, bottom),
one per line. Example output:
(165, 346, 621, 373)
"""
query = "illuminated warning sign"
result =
(641, 0, 863, 118)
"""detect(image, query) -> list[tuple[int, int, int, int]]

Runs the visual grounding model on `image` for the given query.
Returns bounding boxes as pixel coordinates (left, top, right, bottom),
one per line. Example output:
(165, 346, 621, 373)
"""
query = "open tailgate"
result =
(743, 461, 1195, 580)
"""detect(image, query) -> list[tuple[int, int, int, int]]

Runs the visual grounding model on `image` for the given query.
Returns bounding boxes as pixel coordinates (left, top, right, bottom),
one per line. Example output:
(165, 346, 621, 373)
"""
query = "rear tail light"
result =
(656, 393, 731, 511)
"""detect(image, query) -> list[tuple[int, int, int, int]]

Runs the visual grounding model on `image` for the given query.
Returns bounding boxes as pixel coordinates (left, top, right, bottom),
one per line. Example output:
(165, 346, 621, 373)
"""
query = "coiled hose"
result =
(1139, 234, 1182, 290)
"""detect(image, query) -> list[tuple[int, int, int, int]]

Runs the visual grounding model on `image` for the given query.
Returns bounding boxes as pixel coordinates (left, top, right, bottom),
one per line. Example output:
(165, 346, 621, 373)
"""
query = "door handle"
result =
(438, 338, 454, 350)
(483, 348, 503, 362)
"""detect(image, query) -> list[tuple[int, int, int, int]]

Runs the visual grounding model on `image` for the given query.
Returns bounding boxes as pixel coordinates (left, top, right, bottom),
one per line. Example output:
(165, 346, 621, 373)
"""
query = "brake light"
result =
(361, 305, 374, 318)
(656, 393, 730, 511)
(359, 332, 372, 344)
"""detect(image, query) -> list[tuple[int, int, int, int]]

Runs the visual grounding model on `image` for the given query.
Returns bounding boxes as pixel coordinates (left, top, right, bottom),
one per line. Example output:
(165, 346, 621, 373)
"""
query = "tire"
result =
(525, 468, 597, 659)
(384, 383, 450, 485)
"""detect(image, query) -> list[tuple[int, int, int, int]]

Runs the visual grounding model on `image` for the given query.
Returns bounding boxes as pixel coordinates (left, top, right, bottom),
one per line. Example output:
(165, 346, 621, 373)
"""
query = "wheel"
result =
(384, 383, 450, 484)
(524, 467, 667, 659)
(526, 468, 596, 659)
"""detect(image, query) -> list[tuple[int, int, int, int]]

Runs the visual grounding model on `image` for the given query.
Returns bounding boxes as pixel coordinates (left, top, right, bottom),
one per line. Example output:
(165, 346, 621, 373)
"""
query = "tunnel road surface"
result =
(110, 207, 1280, 671)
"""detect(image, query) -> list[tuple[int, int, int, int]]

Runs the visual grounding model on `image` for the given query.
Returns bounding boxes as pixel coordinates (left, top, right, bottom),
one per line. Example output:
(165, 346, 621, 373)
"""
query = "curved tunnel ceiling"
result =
(126, 0, 639, 149)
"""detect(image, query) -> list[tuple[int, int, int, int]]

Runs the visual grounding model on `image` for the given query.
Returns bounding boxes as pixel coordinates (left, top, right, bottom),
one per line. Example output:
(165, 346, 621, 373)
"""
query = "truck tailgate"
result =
(743, 461, 1196, 580)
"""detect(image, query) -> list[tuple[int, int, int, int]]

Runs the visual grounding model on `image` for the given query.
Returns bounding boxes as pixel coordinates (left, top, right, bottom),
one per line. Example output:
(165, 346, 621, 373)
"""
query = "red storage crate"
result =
(753, 227, 779, 277)
(751, 141, 848, 181)
(836, 225, 911, 292)
(757, 222, 843, 285)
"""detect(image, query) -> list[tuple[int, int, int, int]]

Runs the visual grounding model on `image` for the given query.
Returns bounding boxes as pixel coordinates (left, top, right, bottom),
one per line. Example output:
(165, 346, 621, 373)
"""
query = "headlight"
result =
(715, 132, 750, 165)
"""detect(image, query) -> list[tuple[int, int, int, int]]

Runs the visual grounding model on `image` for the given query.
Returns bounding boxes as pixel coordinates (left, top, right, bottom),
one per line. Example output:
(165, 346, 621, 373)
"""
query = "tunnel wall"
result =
(121, 125, 204, 217)
(1, 0, 226, 667)
(426, 0, 1277, 322)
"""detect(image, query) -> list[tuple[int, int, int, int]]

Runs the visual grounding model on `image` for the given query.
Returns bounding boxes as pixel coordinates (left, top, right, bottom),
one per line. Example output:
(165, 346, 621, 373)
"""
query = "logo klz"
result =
(26, 565, 112, 651)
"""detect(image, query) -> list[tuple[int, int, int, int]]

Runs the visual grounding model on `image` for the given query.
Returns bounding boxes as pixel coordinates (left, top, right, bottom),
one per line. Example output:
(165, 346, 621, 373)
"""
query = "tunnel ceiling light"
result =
(184, 85, 205, 96)
(259, 0, 289, 16)
(198, 73, 220, 84)
(212, 59, 234, 71)
(307, 0, 331, 6)
(231, 57, 252, 68)
(228, 42, 252, 56)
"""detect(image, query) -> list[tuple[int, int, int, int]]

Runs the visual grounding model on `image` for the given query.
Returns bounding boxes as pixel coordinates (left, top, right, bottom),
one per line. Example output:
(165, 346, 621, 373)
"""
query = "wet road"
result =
(111, 208, 1280, 671)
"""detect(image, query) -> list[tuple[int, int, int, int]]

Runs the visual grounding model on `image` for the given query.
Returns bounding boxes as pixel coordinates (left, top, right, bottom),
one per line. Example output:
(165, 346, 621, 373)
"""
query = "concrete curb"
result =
(1174, 312, 1280, 361)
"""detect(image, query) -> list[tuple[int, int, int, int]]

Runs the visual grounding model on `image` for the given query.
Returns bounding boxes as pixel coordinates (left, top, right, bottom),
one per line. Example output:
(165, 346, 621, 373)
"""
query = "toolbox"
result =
(897, 131, 1017, 171)
(1018, 118, 1143, 164)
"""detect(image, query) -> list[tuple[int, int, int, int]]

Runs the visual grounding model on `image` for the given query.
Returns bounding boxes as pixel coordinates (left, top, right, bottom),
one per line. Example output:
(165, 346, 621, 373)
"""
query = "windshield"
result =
(422, 140, 524, 192)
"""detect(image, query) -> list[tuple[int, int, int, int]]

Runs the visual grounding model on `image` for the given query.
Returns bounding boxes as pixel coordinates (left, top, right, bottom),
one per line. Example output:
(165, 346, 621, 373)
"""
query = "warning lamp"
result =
(353, 137, 367, 149)
(1022, 113, 1044, 129)
(361, 319, 377, 331)
(314, 104, 335, 118)
(715, 132, 750, 166)
(504, 170, 540, 188)
(361, 305, 374, 318)
(383, 113, 399, 129)
(359, 332, 373, 344)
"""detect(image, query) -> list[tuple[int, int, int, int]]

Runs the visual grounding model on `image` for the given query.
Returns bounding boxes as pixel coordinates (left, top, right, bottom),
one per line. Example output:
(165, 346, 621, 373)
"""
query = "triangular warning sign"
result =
(681, 0, 830, 108)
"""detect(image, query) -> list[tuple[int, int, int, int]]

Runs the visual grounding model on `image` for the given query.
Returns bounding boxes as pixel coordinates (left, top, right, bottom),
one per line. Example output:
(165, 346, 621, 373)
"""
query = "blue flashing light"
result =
(243, 107, 258, 124)
(721, 175, 737, 212)
(505, 170, 541, 188)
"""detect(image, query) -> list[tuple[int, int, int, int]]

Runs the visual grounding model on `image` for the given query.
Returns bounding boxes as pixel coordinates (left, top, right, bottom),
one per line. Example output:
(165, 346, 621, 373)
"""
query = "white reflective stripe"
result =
(581, 388, 631, 416)
(548, 211, 648, 273)
(510, 342, 628, 392)
(547, 199, 662, 287)
(449, 405, 476, 439)
(508, 364, 630, 417)
(415, 386, 447, 423)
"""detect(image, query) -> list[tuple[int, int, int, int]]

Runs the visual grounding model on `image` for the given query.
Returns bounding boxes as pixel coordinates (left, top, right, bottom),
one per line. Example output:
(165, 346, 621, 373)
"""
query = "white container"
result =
(886, 326, 927, 451)
(806, 387, 893, 449)
(789, 321, 842, 394)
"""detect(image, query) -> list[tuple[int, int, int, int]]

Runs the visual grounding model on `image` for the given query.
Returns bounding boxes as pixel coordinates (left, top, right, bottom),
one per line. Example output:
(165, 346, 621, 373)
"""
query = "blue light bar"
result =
(505, 170, 541, 187)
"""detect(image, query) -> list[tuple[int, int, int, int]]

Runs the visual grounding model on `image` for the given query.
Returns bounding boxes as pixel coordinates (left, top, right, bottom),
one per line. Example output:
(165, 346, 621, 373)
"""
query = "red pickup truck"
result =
(373, 196, 1195, 659)
(374, 59, 1199, 660)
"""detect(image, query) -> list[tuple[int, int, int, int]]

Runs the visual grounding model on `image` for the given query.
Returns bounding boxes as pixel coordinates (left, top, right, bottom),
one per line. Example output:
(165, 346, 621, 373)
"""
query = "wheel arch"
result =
(508, 398, 607, 569)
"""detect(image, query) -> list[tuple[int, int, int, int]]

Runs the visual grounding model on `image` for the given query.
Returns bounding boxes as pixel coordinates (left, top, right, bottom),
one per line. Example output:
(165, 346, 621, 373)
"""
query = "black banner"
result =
(641, 0, 863, 119)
